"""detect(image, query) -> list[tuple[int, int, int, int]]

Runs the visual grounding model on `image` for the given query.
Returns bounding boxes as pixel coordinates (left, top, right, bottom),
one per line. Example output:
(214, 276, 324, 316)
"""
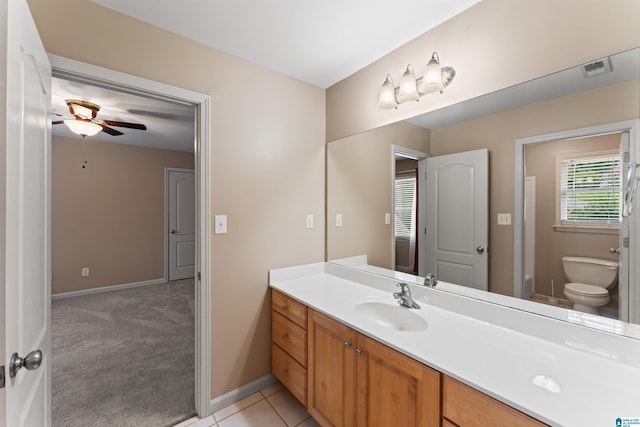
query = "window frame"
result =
(555, 149, 621, 233)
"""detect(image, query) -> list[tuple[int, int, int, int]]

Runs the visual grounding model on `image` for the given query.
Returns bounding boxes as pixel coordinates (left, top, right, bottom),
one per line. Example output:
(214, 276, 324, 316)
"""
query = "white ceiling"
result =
(90, 0, 482, 89)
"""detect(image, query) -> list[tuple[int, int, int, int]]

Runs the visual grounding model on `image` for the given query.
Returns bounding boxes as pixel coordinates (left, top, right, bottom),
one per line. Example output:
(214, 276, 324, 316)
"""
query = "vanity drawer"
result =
(272, 344, 307, 406)
(272, 311, 308, 367)
(443, 376, 547, 426)
(272, 289, 307, 328)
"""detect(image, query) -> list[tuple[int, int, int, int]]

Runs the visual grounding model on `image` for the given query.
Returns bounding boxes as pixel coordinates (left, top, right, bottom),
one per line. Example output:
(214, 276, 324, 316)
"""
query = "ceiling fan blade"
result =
(100, 125, 124, 136)
(99, 120, 147, 130)
(52, 120, 64, 125)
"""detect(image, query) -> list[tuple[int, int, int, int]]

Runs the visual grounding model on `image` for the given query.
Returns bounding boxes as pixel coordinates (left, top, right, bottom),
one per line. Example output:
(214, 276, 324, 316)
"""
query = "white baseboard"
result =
(209, 374, 277, 414)
(51, 278, 166, 299)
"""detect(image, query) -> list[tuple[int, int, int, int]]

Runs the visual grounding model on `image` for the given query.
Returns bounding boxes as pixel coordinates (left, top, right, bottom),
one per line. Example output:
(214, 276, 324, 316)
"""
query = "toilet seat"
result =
(565, 282, 608, 297)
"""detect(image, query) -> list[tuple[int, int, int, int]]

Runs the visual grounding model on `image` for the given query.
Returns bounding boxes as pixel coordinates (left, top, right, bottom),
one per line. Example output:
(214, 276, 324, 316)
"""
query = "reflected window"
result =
(558, 152, 621, 227)
(394, 176, 416, 237)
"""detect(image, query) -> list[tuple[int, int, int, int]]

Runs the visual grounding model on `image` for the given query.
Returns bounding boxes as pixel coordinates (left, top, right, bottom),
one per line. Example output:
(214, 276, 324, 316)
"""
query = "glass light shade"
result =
(396, 65, 419, 103)
(69, 103, 94, 120)
(377, 74, 398, 109)
(64, 119, 102, 136)
(420, 53, 444, 94)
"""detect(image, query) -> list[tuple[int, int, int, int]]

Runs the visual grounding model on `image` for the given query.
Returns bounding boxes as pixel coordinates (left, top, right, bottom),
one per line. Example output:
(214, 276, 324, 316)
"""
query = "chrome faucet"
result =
(393, 283, 420, 309)
(424, 273, 437, 288)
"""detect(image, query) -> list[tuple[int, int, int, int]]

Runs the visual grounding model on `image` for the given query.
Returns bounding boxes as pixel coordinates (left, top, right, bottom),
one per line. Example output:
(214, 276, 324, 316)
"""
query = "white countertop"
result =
(269, 261, 640, 426)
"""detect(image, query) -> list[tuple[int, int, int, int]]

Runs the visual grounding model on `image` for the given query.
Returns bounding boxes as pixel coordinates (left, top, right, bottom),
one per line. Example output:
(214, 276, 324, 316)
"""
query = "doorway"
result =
(49, 55, 212, 418)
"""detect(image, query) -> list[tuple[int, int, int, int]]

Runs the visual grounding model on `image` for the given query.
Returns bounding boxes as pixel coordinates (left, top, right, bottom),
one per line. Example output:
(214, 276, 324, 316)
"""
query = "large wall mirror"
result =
(327, 47, 640, 335)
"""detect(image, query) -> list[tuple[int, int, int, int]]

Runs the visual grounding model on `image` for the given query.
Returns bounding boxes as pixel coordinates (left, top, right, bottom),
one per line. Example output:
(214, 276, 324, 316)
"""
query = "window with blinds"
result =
(559, 153, 621, 226)
(394, 176, 416, 238)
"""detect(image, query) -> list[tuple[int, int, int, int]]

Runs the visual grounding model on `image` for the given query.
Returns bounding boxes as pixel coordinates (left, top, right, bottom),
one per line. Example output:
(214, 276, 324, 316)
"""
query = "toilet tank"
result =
(561, 256, 619, 289)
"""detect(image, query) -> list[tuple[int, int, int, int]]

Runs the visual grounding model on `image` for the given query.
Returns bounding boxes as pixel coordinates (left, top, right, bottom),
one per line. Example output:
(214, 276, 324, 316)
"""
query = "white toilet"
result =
(562, 256, 618, 314)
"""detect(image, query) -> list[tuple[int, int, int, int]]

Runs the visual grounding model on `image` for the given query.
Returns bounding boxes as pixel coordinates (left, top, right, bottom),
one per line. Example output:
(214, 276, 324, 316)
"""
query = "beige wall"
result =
(525, 134, 620, 299)
(430, 80, 638, 296)
(28, 0, 326, 399)
(326, 0, 640, 142)
(327, 121, 429, 267)
(51, 137, 194, 294)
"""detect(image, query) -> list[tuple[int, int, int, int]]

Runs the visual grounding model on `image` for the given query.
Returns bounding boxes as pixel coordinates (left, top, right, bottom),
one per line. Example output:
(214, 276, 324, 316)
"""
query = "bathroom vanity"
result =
(269, 261, 640, 426)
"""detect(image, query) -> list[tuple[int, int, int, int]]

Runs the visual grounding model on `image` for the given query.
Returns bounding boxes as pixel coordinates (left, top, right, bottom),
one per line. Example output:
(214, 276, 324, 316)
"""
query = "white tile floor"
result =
(174, 383, 320, 427)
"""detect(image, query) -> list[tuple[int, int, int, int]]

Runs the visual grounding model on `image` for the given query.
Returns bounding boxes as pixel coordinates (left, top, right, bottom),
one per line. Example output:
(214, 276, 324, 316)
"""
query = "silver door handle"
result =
(10, 350, 42, 378)
(170, 229, 177, 234)
(476, 246, 485, 254)
(609, 248, 620, 254)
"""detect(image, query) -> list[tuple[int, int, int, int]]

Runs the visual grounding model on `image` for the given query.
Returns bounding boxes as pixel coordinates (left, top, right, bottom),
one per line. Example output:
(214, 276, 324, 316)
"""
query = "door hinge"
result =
(0, 365, 5, 388)
(623, 237, 630, 248)
(623, 152, 631, 163)
(197, 271, 201, 281)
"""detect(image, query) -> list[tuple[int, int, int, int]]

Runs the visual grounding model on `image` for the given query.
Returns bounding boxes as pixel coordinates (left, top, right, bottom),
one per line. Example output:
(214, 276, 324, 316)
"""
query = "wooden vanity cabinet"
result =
(271, 290, 308, 405)
(442, 376, 548, 427)
(308, 309, 440, 427)
(308, 309, 358, 426)
(271, 291, 547, 427)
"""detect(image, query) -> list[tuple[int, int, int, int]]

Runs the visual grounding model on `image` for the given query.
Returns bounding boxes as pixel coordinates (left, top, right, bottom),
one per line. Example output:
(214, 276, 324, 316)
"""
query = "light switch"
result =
(497, 213, 511, 225)
(336, 213, 343, 227)
(385, 213, 391, 225)
(215, 215, 227, 234)
(306, 214, 314, 229)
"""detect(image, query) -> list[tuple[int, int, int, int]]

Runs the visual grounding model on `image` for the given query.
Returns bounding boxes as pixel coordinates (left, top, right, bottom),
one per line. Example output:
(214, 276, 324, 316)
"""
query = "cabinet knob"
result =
(355, 348, 363, 357)
(344, 342, 352, 349)
(282, 304, 288, 310)
(282, 333, 289, 339)
(281, 368, 288, 375)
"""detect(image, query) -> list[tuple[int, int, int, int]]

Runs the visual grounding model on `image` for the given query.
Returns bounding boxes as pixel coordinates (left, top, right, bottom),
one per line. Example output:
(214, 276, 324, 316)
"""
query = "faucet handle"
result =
(424, 273, 437, 288)
(397, 282, 411, 293)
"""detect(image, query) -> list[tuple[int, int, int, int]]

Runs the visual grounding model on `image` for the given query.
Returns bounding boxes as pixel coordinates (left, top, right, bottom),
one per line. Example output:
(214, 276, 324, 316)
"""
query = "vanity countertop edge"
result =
(269, 261, 640, 426)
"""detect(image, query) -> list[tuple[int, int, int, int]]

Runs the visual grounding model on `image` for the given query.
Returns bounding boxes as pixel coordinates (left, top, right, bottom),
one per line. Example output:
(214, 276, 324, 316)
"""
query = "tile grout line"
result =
(262, 390, 313, 427)
(214, 393, 266, 424)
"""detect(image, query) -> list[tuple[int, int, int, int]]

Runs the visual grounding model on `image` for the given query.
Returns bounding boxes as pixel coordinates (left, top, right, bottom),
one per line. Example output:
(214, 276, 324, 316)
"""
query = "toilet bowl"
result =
(562, 256, 618, 314)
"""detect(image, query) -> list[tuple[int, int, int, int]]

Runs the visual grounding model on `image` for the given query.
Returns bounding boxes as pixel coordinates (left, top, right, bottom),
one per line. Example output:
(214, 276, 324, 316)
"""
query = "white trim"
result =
(51, 278, 166, 299)
(48, 55, 213, 416)
(390, 145, 428, 275)
(209, 374, 277, 413)
(514, 120, 639, 325)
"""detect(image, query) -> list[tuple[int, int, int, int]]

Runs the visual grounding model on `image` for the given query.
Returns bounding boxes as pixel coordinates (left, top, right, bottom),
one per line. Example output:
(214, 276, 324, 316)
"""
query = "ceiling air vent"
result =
(580, 57, 613, 78)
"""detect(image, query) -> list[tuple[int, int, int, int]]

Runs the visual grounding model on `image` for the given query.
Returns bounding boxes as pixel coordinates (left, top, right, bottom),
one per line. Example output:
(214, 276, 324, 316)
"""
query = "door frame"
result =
(164, 167, 196, 281)
(390, 145, 428, 274)
(514, 119, 640, 323)
(49, 55, 212, 416)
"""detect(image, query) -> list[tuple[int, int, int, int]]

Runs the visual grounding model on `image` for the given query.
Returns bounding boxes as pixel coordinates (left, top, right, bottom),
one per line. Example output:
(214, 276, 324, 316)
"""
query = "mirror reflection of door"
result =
(394, 158, 419, 274)
(523, 132, 625, 320)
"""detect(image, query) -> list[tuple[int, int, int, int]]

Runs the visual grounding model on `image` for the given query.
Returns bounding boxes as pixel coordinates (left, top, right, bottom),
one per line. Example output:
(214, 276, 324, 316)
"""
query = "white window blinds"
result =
(394, 176, 416, 238)
(560, 154, 621, 225)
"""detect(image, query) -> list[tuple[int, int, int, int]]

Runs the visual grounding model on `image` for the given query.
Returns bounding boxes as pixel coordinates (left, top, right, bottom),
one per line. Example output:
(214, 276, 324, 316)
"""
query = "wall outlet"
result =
(497, 213, 512, 225)
(306, 214, 314, 229)
(81, 267, 90, 277)
(336, 213, 343, 227)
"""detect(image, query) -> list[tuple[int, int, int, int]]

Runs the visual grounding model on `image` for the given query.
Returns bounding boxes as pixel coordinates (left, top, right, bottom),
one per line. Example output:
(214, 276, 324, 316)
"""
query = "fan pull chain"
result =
(81, 136, 88, 169)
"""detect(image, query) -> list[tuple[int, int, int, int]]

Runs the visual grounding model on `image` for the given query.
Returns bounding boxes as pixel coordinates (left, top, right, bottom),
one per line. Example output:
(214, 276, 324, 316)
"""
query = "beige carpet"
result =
(52, 279, 196, 427)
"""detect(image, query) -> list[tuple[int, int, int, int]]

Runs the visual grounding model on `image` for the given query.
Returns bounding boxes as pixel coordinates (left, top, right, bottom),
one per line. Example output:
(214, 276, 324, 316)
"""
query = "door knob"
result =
(609, 248, 620, 254)
(170, 229, 177, 234)
(476, 246, 485, 254)
(9, 350, 42, 378)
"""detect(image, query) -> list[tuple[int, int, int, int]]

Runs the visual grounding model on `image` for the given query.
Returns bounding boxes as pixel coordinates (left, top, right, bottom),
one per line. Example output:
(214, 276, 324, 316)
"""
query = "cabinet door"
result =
(308, 309, 358, 426)
(356, 334, 441, 427)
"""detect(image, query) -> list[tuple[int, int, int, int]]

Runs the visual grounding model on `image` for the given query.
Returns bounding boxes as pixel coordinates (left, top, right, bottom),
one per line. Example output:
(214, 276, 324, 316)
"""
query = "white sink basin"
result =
(354, 301, 428, 332)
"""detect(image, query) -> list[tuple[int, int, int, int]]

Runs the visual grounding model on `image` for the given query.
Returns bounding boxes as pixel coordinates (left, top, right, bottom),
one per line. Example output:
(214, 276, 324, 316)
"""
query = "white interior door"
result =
(168, 169, 195, 281)
(2, 0, 52, 425)
(425, 149, 488, 290)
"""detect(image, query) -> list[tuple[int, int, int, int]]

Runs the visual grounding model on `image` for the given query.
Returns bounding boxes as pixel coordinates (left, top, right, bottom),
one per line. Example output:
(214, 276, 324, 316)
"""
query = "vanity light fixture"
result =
(378, 51, 456, 109)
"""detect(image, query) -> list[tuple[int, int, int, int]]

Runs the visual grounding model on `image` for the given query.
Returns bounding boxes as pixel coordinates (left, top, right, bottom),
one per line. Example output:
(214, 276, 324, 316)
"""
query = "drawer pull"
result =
(282, 332, 289, 339)
(282, 304, 288, 310)
(344, 341, 352, 349)
(281, 368, 288, 375)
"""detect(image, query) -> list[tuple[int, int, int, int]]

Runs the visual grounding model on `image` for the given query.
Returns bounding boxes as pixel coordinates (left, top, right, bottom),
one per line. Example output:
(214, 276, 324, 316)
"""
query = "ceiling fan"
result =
(52, 99, 147, 137)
